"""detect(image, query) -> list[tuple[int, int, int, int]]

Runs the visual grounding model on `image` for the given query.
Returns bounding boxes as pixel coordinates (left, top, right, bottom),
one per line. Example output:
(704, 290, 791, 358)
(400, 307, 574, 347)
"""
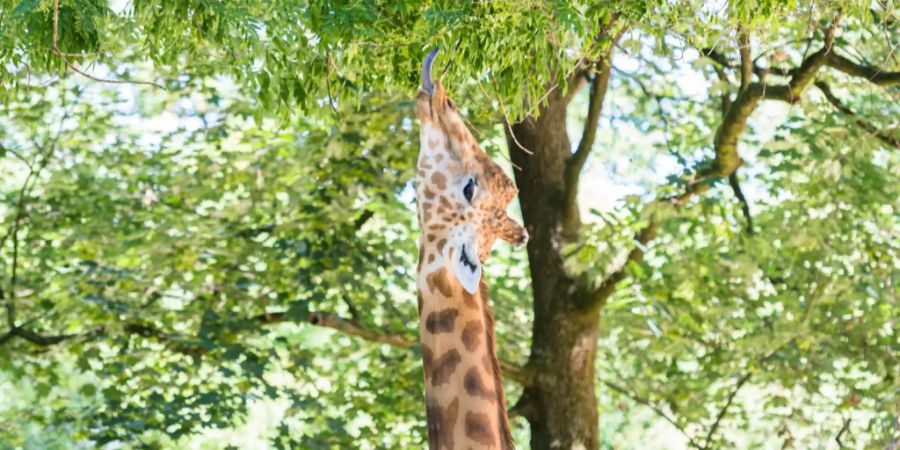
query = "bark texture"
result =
(506, 91, 601, 449)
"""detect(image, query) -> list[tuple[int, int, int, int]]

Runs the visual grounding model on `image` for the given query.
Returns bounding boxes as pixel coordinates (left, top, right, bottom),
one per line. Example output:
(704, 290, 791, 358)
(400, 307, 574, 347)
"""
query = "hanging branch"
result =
(702, 372, 753, 449)
(1, 110, 68, 335)
(824, 52, 900, 86)
(728, 172, 754, 235)
(582, 13, 850, 312)
(0, 300, 535, 385)
(562, 50, 615, 238)
(707, 45, 899, 87)
(51, 0, 165, 89)
(814, 81, 900, 148)
(835, 417, 852, 448)
(602, 379, 702, 449)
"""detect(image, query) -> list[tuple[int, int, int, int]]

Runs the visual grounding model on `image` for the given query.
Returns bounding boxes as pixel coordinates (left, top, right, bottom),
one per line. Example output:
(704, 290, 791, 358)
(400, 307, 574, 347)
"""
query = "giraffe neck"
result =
(417, 262, 514, 450)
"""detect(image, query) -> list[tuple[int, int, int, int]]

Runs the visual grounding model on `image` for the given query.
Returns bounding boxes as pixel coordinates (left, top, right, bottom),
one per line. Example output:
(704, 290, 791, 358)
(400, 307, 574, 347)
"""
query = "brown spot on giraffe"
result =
(425, 308, 459, 334)
(426, 397, 459, 450)
(463, 367, 496, 403)
(461, 288, 479, 310)
(426, 268, 453, 298)
(432, 172, 447, 190)
(464, 411, 497, 447)
(430, 349, 462, 387)
(418, 245, 425, 271)
(422, 345, 434, 378)
(461, 320, 483, 352)
(415, 54, 525, 450)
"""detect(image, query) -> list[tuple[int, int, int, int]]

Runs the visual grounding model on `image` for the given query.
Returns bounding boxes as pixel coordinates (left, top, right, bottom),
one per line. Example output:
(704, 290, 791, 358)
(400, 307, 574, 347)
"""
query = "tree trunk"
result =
(506, 90, 600, 449)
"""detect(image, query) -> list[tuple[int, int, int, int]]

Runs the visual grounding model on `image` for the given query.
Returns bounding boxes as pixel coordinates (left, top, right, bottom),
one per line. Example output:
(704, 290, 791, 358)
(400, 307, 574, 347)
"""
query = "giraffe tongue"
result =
(453, 244, 481, 294)
(421, 47, 439, 96)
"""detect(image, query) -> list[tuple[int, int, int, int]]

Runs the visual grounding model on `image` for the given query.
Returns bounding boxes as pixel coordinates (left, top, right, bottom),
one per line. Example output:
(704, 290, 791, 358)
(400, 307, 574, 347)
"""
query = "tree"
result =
(1, 1, 897, 448)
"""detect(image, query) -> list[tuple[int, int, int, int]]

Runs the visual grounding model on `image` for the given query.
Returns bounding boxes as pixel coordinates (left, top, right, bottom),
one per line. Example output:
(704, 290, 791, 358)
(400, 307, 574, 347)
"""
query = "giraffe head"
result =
(414, 49, 528, 294)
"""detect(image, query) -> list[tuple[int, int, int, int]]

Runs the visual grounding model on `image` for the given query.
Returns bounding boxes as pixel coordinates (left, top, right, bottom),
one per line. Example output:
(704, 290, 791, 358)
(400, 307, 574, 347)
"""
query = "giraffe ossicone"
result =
(414, 47, 526, 450)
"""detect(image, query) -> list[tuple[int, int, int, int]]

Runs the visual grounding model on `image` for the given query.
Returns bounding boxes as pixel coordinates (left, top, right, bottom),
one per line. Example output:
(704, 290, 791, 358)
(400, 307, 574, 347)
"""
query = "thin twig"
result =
(835, 417, 851, 448)
(325, 52, 341, 119)
(613, 66, 680, 160)
(703, 372, 753, 449)
(602, 379, 702, 449)
(51, 0, 164, 89)
(728, 171, 754, 235)
(2, 109, 68, 333)
(485, 78, 533, 156)
(814, 81, 900, 148)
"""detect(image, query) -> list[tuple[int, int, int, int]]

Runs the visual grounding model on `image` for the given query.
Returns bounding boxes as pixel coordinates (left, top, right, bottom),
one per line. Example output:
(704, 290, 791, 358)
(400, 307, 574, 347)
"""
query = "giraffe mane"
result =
(479, 277, 516, 450)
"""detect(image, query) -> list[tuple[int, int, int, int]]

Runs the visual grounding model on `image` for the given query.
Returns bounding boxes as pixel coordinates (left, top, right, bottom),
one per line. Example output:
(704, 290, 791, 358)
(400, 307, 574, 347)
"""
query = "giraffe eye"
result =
(446, 99, 455, 110)
(463, 177, 476, 203)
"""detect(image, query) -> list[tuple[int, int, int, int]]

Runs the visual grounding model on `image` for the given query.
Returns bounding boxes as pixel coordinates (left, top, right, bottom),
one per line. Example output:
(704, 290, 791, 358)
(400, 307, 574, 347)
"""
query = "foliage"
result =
(0, 1, 898, 449)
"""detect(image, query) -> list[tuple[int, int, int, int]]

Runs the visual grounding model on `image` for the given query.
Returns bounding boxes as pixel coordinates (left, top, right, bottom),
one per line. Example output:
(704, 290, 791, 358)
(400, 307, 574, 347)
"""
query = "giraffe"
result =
(414, 48, 528, 450)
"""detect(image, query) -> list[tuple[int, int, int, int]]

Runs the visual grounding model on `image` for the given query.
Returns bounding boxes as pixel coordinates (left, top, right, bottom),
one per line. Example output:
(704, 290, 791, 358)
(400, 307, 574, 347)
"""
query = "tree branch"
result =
(701, 11, 900, 92)
(0, 325, 92, 347)
(258, 311, 534, 385)
(563, 49, 615, 238)
(738, 25, 752, 92)
(784, 13, 842, 96)
(51, 0, 164, 89)
(702, 48, 792, 79)
(835, 417, 851, 448)
(707, 47, 900, 87)
(814, 81, 900, 148)
(582, 223, 657, 312)
(712, 64, 732, 115)
(713, 13, 841, 174)
(2, 307, 535, 387)
(583, 14, 844, 312)
(602, 379, 702, 449)
(824, 51, 900, 86)
(563, 66, 592, 105)
(2, 112, 67, 332)
(9, 326, 79, 346)
(702, 371, 753, 449)
(728, 172, 754, 235)
(562, 15, 622, 105)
